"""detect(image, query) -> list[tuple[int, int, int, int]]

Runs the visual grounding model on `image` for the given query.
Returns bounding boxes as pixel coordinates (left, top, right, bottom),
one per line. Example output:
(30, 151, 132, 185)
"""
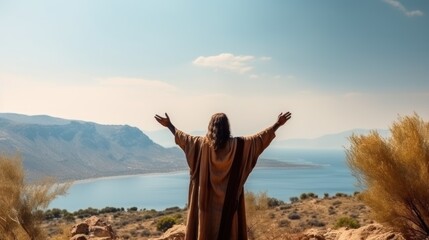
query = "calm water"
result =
(50, 148, 358, 211)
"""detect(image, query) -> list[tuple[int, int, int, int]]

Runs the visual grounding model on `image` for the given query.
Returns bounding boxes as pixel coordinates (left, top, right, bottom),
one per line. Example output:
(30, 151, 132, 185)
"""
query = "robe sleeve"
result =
(174, 129, 203, 172)
(243, 126, 276, 169)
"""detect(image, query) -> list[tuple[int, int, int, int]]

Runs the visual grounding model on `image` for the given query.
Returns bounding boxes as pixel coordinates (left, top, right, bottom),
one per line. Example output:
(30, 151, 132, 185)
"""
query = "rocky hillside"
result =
(43, 194, 404, 240)
(0, 113, 186, 181)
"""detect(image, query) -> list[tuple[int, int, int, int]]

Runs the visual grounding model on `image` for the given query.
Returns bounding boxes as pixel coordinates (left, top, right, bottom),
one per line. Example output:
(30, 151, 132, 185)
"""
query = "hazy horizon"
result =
(1, 0, 428, 139)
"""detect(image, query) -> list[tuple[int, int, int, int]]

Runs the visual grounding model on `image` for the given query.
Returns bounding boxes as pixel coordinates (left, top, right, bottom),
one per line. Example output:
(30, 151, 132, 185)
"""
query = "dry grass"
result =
(245, 192, 371, 240)
(43, 193, 371, 240)
(0, 154, 70, 240)
(347, 113, 429, 239)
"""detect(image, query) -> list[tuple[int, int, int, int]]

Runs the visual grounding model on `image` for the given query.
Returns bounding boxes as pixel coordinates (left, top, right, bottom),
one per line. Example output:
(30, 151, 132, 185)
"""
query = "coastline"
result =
(66, 160, 317, 185)
(69, 169, 190, 185)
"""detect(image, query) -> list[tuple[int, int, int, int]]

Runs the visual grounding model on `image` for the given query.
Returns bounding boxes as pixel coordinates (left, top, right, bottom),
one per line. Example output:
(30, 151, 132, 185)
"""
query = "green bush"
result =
(335, 193, 348, 197)
(287, 212, 301, 220)
(127, 207, 138, 212)
(334, 217, 360, 229)
(300, 192, 318, 200)
(99, 207, 122, 214)
(156, 216, 176, 232)
(300, 193, 308, 200)
(267, 197, 284, 207)
(289, 196, 299, 203)
(308, 219, 326, 227)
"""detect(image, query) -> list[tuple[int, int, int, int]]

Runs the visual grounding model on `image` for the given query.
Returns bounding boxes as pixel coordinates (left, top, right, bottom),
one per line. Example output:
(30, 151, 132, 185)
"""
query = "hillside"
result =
(43, 194, 404, 240)
(0, 113, 309, 182)
(0, 113, 186, 181)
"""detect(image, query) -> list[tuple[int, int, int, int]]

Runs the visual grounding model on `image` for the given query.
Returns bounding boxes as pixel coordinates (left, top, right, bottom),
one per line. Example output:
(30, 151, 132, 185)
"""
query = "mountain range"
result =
(0, 113, 185, 181)
(0, 113, 389, 182)
(145, 128, 390, 149)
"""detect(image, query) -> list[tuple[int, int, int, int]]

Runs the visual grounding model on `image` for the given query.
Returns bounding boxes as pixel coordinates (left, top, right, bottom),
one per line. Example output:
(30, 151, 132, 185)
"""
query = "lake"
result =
(50, 148, 358, 211)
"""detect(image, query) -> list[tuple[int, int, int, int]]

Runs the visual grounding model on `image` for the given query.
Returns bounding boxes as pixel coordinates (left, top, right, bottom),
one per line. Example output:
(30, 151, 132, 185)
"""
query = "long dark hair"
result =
(206, 113, 231, 151)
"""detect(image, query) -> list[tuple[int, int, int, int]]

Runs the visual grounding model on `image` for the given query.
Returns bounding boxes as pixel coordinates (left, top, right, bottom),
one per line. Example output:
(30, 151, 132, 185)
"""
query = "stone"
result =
(70, 216, 117, 240)
(156, 224, 186, 240)
(70, 234, 88, 240)
(90, 226, 115, 238)
(303, 223, 405, 240)
(85, 216, 103, 226)
(71, 223, 89, 236)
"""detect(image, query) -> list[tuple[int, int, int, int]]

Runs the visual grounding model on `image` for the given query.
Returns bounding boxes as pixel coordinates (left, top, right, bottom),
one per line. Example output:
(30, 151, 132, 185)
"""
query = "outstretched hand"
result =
(155, 113, 171, 127)
(154, 113, 176, 134)
(272, 112, 291, 131)
(277, 112, 292, 126)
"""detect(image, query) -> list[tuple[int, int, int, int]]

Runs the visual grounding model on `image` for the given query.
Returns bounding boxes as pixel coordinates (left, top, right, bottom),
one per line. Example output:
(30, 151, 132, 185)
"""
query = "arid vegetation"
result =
(347, 114, 429, 239)
(0, 155, 70, 240)
(40, 192, 372, 239)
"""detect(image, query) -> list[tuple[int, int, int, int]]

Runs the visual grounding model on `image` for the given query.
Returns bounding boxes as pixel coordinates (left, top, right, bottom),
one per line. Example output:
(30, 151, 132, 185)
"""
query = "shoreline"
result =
(65, 160, 320, 185)
(70, 169, 190, 185)
(69, 165, 318, 185)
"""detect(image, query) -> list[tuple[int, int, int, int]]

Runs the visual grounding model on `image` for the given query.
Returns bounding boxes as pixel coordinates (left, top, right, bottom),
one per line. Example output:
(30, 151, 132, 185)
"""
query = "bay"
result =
(50, 148, 359, 211)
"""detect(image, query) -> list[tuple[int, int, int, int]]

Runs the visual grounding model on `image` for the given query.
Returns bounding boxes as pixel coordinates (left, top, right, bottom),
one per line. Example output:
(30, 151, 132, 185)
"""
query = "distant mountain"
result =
(0, 113, 388, 182)
(0, 113, 186, 182)
(271, 129, 390, 149)
(147, 128, 390, 150)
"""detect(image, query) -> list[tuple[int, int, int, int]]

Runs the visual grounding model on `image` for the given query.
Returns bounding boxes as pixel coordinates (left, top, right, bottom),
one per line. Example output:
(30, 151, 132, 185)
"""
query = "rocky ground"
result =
(43, 193, 404, 240)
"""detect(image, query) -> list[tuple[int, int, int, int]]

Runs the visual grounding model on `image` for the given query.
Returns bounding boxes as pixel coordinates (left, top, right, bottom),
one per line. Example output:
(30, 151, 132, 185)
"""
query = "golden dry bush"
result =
(347, 114, 429, 239)
(245, 191, 290, 240)
(0, 155, 70, 240)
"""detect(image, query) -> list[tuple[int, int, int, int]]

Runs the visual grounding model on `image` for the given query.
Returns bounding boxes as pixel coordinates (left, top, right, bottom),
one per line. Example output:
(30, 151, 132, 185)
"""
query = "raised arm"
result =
(272, 112, 292, 132)
(154, 113, 176, 135)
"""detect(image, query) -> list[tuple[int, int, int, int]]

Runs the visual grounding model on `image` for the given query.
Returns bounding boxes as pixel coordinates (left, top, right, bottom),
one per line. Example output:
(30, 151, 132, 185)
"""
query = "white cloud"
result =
(382, 0, 423, 17)
(193, 53, 256, 73)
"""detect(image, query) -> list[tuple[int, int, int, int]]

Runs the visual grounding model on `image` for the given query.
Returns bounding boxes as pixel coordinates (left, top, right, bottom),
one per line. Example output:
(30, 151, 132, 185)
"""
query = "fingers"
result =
(154, 115, 163, 123)
(165, 113, 170, 119)
(281, 112, 292, 121)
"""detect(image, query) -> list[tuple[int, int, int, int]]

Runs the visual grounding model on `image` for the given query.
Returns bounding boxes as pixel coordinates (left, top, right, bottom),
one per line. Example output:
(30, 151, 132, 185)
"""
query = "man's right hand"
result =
(155, 113, 176, 134)
(277, 112, 292, 126)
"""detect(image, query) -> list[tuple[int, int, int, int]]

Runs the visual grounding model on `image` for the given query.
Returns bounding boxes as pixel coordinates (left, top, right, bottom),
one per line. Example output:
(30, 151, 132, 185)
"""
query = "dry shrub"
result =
(245, 191, 292, 240)
(0, 154, 70, 240)
(347, 114, 429, 239)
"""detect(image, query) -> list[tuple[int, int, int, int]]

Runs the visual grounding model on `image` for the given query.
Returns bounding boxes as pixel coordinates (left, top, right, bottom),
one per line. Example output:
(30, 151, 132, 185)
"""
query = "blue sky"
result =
(0, 0, 428, 139)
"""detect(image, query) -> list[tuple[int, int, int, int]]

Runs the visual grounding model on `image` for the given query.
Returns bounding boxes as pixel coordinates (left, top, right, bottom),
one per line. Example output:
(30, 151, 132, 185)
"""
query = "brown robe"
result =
(175, 127, 276, 240)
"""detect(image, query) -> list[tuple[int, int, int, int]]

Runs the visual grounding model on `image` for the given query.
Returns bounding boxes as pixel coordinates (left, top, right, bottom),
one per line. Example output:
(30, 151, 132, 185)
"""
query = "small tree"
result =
(0, 155, 70, 240)
(347, 114, 429, 239)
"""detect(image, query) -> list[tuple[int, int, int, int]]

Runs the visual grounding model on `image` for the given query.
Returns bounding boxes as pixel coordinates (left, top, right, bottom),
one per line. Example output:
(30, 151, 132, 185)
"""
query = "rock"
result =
(90, 225, 115, 238)
(70, 234, 88, 240)
(156, 224, 186, 240)
(70, 216, 117, 240)
(303, 223, 405, 240)
(303, 228, 325, 240)
(71, 223, 89, 235)
(85, 216, 104, 227)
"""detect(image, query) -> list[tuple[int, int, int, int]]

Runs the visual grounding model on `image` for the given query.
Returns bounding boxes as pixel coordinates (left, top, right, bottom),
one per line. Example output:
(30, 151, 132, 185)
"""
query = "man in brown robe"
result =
(155, 112, 292, 240)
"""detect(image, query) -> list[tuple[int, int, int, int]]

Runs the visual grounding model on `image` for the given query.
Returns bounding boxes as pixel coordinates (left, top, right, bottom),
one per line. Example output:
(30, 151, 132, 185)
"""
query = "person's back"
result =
(155, 112, 291, 240)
